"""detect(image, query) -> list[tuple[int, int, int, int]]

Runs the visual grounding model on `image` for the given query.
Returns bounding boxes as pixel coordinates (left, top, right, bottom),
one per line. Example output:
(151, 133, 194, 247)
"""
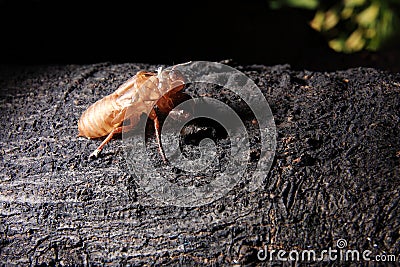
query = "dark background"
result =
(1, 0, 400, 71)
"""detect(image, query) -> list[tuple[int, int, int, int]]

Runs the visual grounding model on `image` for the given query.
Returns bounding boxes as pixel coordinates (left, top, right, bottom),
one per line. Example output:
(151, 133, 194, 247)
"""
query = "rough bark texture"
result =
(0, 63, 399, 266)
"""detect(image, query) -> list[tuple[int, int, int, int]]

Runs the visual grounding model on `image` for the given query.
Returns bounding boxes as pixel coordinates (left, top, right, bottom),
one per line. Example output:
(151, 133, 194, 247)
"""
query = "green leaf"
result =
(269, 0, 318, 10)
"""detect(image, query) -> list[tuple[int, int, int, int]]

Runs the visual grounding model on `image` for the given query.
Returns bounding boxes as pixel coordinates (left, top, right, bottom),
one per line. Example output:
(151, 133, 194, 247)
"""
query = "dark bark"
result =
(0, 63, 399, 266)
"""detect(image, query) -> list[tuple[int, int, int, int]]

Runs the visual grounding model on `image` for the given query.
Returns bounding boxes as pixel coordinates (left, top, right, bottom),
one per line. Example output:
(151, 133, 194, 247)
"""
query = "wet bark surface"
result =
(0, 62, 399, 266)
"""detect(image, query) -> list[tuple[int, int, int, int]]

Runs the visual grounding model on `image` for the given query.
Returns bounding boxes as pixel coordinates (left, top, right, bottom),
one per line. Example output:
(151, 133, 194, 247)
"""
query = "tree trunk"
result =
(1, 63, 399, 266)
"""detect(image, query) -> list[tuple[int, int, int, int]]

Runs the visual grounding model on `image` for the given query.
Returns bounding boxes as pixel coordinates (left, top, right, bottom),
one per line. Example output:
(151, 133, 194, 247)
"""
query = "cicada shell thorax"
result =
(121, 68, 186, 116)
(114, 71, 156, 107)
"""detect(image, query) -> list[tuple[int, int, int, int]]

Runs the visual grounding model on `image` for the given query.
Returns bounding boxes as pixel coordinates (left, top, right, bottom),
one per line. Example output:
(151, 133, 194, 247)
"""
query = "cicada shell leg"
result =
(89, 126, 124, 158)
(88, 123, 137, 159)
(148, 109, 168, 163)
